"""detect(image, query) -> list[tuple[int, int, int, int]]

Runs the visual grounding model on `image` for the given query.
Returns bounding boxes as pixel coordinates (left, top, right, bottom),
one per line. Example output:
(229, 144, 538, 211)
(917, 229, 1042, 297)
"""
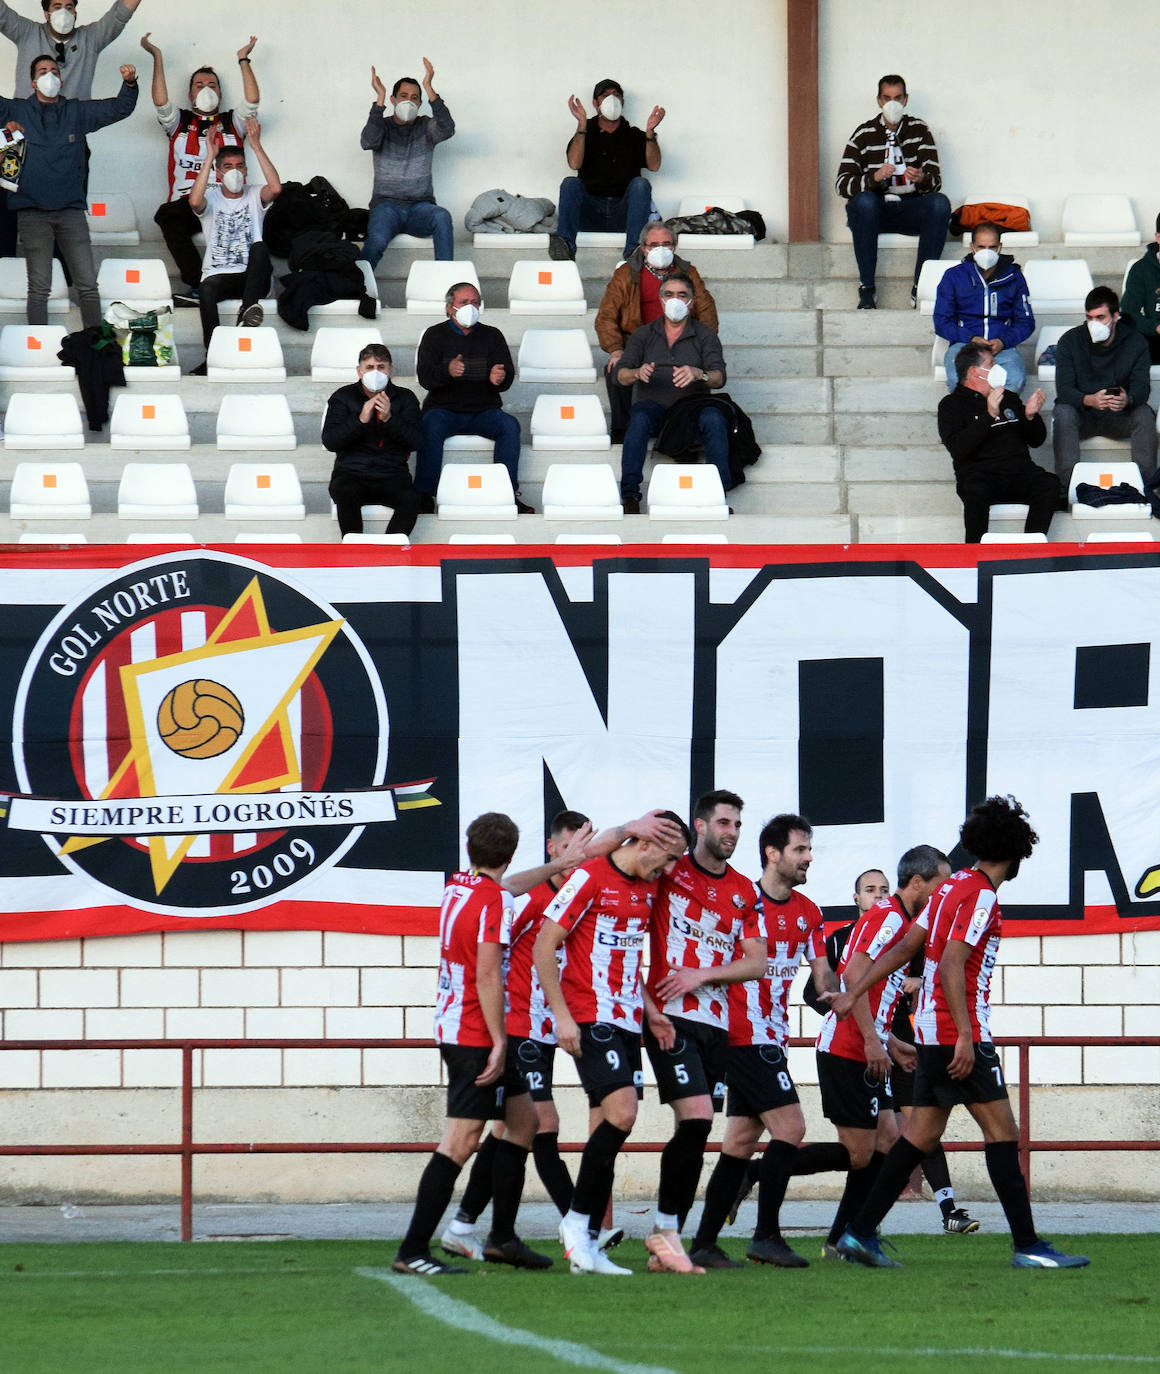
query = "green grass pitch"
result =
(2, 1234, 1156, 1374)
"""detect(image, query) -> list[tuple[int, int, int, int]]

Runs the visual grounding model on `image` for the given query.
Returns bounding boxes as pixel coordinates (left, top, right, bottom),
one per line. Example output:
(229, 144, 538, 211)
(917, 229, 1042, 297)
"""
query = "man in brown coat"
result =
(595, 221, 717, 442)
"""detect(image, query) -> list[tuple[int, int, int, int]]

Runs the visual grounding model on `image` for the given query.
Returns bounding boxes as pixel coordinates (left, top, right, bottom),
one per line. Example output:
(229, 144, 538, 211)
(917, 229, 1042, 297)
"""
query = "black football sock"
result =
(984, 1140, 1037, 1250)
(753, 1138, 798, 1243)
(488, 1137, 530, 1245)
(657, 1118, 713, 1223)
(849, 1137, 926, 1239)
(455, 1130, 499, 1225)
(571, 1120, 630, 1224)
(532, 1131, 575, 1216)
(398, 1151, 462, 1258)
(827, 1150, 885, 1246)
(921, 1143, 956, 1216)
(792, 1141, 851, 1175)
(692, 1151, 750, 1249)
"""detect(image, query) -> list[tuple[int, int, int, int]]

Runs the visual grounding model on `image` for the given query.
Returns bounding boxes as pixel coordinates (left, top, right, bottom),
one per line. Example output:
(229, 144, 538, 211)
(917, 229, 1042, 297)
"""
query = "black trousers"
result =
(198, 242, 272, 347)
(154, 197, 203, 290)
(329, 469, 422, 536)
(955, 457, 1060, 544)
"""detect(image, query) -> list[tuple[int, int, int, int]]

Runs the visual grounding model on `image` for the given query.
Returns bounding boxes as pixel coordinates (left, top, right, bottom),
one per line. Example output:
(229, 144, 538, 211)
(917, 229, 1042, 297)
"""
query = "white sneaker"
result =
(440, 1225, 484, 1262)
(597, 1226, 625, 1251)
(590, 1249, 632, 1275)
(559, 1213, 597, 1274)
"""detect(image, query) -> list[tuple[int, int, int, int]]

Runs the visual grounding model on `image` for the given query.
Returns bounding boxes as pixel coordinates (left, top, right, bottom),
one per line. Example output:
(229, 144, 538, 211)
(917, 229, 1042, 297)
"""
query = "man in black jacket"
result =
(323, 343, 423, 537)
(937, 341, 1059, 543)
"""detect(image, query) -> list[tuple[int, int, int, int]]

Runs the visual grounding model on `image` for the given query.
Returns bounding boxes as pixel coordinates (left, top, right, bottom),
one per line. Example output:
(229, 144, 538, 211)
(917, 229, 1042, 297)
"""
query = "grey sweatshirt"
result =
(360, 96, 454, 206)
(0, 0, 131, 99)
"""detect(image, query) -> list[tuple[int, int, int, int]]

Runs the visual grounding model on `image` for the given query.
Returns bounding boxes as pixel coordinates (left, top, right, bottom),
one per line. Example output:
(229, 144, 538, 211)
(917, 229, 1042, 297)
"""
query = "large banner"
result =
(3, 543, 1160, 942)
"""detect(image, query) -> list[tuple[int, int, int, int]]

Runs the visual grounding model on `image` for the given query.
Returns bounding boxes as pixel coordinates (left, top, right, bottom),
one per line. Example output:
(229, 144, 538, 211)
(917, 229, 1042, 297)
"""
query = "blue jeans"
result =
(944, 342, 1026, 393)
(556, 175, 651, 257)
(845, 189, 951, 288)
(360, 199, 453, 267)
(417, 407, 523, 495)
(620, 399, 731, 499)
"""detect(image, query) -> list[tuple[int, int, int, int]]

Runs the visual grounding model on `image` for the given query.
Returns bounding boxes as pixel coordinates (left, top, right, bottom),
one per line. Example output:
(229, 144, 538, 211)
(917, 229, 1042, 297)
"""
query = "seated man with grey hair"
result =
(616, 271, 728, 514)
(595, 220, 718, 443)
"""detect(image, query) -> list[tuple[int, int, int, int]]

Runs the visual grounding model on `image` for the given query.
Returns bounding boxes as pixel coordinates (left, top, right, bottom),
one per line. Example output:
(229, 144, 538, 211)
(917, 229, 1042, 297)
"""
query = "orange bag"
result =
(952, 202, 1032, 233)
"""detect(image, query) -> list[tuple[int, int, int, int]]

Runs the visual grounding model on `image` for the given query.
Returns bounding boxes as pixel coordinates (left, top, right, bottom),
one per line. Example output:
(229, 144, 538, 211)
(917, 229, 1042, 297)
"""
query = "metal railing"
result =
(0, 1034, 1156, 1241)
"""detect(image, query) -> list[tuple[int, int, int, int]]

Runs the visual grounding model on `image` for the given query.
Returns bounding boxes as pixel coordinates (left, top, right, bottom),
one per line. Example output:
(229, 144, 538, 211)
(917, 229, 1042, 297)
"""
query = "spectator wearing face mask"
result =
(139, 32, 260, 307)
(937, 342, 1058, 544)
(324, 343, 424, 538)
(0, 53, 137, 326)
(835, 74, 950, 310)
(548, 78, 663, 263)
(1051, 285, 1157, 492)
(933, 221, 1034, 394)
(595, 221, 718, 443)
(186, 117, 280, 369)
(358, 57, 455, 268)
(615, 272, 728, 513)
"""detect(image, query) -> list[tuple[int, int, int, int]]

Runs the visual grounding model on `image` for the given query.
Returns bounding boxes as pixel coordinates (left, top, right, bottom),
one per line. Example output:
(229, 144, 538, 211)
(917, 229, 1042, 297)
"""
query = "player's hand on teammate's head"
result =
(625, 809, 684, 850)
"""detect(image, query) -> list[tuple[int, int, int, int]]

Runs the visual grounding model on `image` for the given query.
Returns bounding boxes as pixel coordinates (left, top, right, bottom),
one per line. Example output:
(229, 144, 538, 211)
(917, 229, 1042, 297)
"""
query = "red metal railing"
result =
(0, 1035, 1156, 1242)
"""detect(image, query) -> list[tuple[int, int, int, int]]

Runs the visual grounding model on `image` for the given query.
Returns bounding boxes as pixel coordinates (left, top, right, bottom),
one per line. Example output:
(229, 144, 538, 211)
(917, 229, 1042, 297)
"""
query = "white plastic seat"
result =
(0, 324, 72, 378)
(554, 533, 623, 544)
(233, 532, 304, 543)
(223, 463, 305, 520)
(1062, 194, 1140, 247)
(575, 232, 623, 248)
(329, 500, 399, 524)
(1084, 530, 1155, 543)
(507, 259, 586, 314)
(206, 327, 286, 381)
(435, 463, 517, 519)
(404, 260, 480, 313)
(309, 262, 380, 317)
(9, 461, 90, 518)
(916, 259, 955, 315)
(109, 394, 191, 450)
(117, 462, 199, 520)
(472, 231, 549, 248)
(931, 335, 948, 378)
(86, 192, 140, 245)
(96, 257, 172, 309)
(1068, 461, 1152, 520)
(958, 196, 1039, 248)
(342, 533, 411, 545)
(447, 533, 518, 543)
(979, 532, 1049, 543)
(216, 394, 296, 450)
(0, 258, 69, 313)
(18, 531, 88, 543)
(3, 392, 84, 448)
(310, 325, 385, 380)
(673, 195, 754, 249)
(661, 533, 729, 543)
(989, 503, 1031, 522)
(517, 328, 597, 382)
(530, 394, 610, 450)
(1033, 324, 1069, 381)
(1024, 259, 1094, 314)
(124, 532, 197, 544)
(646, 464, 729, 520)
(541, 463, 623, 520)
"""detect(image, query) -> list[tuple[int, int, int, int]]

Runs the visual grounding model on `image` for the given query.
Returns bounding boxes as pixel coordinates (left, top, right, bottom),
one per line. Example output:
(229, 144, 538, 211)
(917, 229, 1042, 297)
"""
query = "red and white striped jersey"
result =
(913, 868, 1000, 1046)
(817, 894, 912, 1061)
(728, 887, 825, 1047)
(505, 879, 562, 1044)
(433, 870, 506, 1048)
(543, 854, 656, 1032)
(648, 854, 763, 1029)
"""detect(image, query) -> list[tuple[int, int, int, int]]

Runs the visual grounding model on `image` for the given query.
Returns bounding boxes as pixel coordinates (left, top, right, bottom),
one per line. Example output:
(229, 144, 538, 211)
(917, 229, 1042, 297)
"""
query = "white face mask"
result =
(454, 302, 480, 329)
(985, 363, 1008, 391)
(393, 100, 419, 124)
(1087, 318, 1112, 344)
(362, 368, 389, 393)
(973, 247, 999, 272)
(598, 94, 623, 121)
(880, 99, 906, 125)
(48, 8, 75, 34)
(35, 71, 61, 98)
(221, 167, 245, 193)
(662, 296, 690, 323)
(645, 245, 674, 270)
(194, 86, 220, 114)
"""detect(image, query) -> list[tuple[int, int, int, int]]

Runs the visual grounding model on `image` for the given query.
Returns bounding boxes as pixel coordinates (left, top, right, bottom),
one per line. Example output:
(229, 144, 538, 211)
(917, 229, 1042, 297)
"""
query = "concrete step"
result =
(842, 447, 950, 482)
(833, 412, 938, 446)
(846, 482, 960, 518)
(792, 241, 1144, 280)
(855, 513, 965, 543)
(823, 345, 930, 376)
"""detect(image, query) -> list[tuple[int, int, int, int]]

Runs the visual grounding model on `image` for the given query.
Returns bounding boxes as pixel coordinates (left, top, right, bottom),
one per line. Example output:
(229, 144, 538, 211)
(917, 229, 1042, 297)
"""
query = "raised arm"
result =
(186, 125, 221, 215)
(236, 35, 259, 107)
(823, 920, 926, 1019)
(244, 115, 280, 203)
(138, 32, 167, 107)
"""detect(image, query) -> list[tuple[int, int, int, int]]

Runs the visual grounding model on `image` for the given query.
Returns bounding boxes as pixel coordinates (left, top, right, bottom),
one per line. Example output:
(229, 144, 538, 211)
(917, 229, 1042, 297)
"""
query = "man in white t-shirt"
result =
(187, 116, 280, 369)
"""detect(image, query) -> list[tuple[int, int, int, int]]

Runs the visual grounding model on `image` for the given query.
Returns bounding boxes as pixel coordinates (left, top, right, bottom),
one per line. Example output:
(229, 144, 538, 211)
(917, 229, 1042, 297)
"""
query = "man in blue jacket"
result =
(934, 222, 1034, 393)
(0, 53, 137, 326)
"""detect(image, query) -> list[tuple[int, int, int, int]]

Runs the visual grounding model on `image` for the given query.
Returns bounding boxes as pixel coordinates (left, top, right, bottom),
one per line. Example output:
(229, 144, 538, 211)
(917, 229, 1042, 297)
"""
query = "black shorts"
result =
(817, 1050, 892, 1130)
(912, 1041, 1008, 1110)
(509, 1036, 556, 1103)
(725, 1042, 800, 1118)
(577, 1022, 643, 1108)
(890, 1061, 915, 1109)
(644, 1015, 728, 1110)
(441, 1043, 529, 1121)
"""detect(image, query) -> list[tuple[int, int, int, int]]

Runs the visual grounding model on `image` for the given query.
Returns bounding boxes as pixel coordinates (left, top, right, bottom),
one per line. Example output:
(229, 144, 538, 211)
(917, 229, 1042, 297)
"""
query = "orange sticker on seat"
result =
(125, 269, 140, 284)
(1099, 472, 1113, 487)
(538, 270, 552, 285)
(256, 474, 271, 489)
(679, 475, 693, 489)
(704, 204, 713, 212)
(27, 336, 41, 349)
(91, 202, 107, 217)
(142, 405, 156, 420)
(238, 337, 252, 352)
(43, 473, 57, 488)
(560, 405, 574, 420)
(468, 474, 482, 489)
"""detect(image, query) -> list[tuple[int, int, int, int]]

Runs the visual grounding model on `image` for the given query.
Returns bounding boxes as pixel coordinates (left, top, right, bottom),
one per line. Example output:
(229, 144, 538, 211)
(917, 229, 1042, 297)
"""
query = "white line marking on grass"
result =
(357, 1267, 680, 1374)
(774, 1347, 1160, 1366)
